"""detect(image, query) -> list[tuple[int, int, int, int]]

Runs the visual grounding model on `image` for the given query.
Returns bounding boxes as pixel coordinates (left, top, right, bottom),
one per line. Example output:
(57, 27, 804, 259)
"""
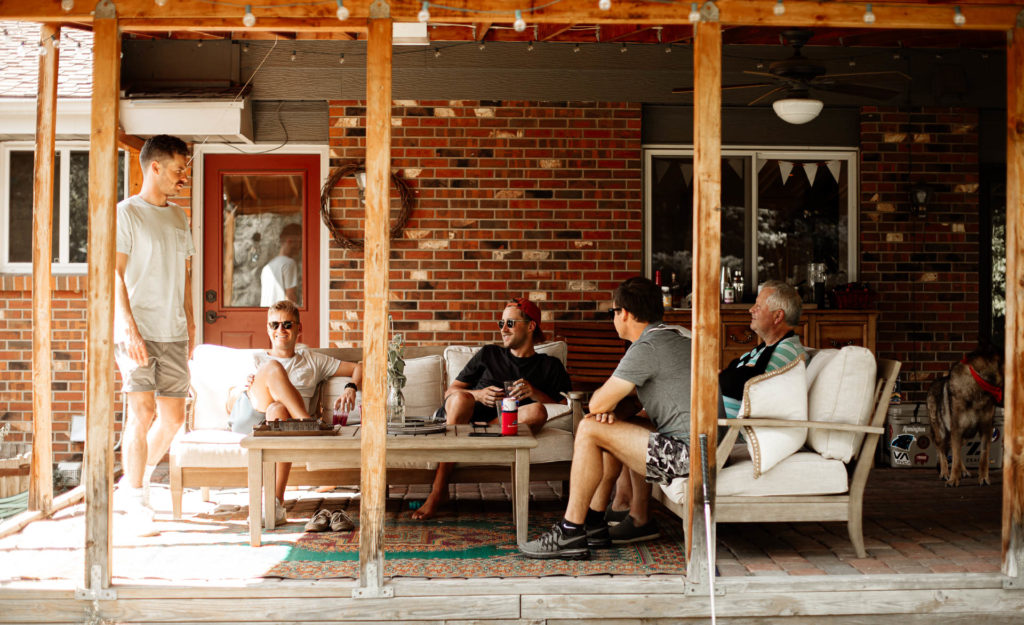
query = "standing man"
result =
(520, 277, 691, 559)
(226, 300, 361, 526)
(114, 135, 195, 530)
(719, 280, 806, 420)
(260, 222, 302, 306)
(412, 297, 571, 520)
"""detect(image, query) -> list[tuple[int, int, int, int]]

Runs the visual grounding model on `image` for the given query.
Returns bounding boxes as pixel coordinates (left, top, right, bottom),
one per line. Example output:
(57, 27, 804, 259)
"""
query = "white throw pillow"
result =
(807, 346, 878, 462)
(739, 357, 808, 478)
(323, 354, 445, 419)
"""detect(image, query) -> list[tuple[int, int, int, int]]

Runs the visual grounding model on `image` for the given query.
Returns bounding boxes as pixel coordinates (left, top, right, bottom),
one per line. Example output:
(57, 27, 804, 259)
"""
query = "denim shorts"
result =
(228, 393, 267, 434)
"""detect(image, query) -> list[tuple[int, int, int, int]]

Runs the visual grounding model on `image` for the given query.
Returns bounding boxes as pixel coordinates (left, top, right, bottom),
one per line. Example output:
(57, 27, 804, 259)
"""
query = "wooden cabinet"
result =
(663, 307, 877, 368)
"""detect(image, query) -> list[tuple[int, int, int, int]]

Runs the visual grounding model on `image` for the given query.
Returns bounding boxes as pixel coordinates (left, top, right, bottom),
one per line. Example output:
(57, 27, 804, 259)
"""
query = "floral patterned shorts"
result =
(645, 432, 691, 485)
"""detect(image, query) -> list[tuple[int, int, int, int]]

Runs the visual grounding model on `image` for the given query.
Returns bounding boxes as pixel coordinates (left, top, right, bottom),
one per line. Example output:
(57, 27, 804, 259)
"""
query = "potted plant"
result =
(386, 316, 406, 427)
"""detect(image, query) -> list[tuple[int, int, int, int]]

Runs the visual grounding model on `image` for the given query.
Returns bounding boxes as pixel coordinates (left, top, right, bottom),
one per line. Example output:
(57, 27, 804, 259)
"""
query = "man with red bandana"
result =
(412, 297, 571, 520)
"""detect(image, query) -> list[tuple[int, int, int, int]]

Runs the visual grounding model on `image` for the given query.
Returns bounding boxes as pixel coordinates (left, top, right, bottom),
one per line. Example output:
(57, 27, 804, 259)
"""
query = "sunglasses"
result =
(498, 319, 525, 329)
(268, 320, 295, 330)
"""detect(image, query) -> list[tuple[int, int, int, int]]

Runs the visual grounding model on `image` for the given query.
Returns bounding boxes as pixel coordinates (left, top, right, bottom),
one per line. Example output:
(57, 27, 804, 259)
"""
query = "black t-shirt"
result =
(455, 345, 572, 406)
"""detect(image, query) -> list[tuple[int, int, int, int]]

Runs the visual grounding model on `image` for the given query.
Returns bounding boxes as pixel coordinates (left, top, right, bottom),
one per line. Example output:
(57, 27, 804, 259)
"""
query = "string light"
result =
(665, 44, 672, 53)
(336, 0, 350, 21)
(433, 47, 441, 58)
(688, 3, 701, 23)
(527, 41, 535, 52)
(598, 0, 611, 10)
(619, 43, 627, 53)
(338, 53, 345, 64)
(478, 40, 486, 50)
(61, 0, 74, 11)
(418, 2, 431, 23)
(513, 10, 526, 32)
(953, 6, 966, 26)
(155, 0, 167, 6)
(242, 5, 256, 27)
(197, 40, 204, 48)
(573, 43, 580, 53)
(38, 42, 48, 56)
(863, 4, 876, 24)
(290, 50, 297, 61)
(243, 42, 250, 52)
(52, 37, 59, 49)
(773, 0, 785, 16)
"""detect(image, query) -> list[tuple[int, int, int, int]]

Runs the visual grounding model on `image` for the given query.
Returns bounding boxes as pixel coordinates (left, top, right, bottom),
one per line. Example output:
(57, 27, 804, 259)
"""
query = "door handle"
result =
(204, 310, 227, 325)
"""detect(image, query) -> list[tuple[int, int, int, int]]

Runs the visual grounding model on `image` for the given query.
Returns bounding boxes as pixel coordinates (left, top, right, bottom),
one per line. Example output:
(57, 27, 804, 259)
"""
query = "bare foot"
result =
(411, 491, 449, 520)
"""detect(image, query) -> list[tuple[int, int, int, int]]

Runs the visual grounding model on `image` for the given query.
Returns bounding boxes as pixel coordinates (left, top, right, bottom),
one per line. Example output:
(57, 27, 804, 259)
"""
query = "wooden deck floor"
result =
(0, 466, 1020, 623)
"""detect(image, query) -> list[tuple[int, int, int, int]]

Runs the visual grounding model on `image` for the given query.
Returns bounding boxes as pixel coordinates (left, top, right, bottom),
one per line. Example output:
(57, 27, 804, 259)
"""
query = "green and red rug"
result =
(265, 503, 687, 579)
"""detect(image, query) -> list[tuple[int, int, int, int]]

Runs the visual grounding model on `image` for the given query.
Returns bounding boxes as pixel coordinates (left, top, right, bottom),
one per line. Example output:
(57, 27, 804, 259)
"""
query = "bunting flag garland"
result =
(680, 162, 693, 187)
(805, 162, 819, 187)
(778, 160, 794, 183)
(826, 159, 842, 183)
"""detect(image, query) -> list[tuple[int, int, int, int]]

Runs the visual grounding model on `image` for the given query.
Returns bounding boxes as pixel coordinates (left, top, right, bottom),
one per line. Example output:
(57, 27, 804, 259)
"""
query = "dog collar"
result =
(961, 356, 1003, 403)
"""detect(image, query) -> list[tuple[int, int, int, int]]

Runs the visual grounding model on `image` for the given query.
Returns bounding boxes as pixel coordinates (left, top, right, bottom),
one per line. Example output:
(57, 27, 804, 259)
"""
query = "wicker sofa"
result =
(168, 342, 581, 518)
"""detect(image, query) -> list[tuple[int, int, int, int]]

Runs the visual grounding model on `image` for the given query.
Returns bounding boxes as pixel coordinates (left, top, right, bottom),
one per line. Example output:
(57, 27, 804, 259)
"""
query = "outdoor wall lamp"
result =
(909, 181, 933, 215)
(354, 169, 367, 204)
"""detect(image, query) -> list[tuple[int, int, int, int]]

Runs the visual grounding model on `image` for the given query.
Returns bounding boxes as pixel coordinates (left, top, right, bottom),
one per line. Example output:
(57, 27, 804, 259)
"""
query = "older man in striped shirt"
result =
(719, 280, 806, 420)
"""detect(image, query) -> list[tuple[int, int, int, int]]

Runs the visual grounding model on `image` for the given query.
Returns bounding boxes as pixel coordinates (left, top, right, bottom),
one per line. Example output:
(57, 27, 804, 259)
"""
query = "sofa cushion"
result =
(807, 346, 878, 462)
(322, 354, 444, 420)
(188, 344, 259, 431)
(739, 357, 808, 478)
(659, 450, 849, 501)
(170, 429, 248, 468)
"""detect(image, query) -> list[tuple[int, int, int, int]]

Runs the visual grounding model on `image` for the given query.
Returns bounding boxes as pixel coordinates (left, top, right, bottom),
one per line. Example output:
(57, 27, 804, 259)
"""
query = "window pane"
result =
(7, 151, 61, 263)
(69, 151, 91, 263)
(222, 174, 304, 308)
(757, 159, 848, 299)
(649, 156, 747, 297)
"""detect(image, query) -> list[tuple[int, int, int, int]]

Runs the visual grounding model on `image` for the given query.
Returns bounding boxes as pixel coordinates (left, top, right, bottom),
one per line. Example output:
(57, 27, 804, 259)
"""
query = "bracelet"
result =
(344, 382, 358, 391)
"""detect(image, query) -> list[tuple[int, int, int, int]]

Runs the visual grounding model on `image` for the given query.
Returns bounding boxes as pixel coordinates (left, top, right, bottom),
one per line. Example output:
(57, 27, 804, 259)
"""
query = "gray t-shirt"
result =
(611, 323, 692, 440)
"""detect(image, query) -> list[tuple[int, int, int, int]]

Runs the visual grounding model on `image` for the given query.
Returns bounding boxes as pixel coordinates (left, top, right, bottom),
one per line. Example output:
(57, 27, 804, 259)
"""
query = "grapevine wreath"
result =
(319, 161, 414, 250)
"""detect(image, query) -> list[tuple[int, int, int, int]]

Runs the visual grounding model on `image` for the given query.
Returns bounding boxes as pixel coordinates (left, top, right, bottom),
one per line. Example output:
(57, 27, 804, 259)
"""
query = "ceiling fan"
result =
(673, 29, 909, 124)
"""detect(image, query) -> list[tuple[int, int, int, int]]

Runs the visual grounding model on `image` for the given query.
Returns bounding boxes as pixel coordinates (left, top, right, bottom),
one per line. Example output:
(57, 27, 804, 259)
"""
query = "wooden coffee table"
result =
(240, 424, 537, 547)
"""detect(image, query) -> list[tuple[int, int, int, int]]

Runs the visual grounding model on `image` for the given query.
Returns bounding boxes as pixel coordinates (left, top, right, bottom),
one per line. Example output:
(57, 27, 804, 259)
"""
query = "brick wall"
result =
(860, 106, 980, 401)
(324, 100, 644, 346)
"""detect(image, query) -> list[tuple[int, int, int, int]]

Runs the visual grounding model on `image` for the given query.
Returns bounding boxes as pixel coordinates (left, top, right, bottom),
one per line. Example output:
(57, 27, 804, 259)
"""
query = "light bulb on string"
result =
(598, 0, 611, 10)
(51, 36, 59, 49)
(953, 6, 965, 26)
(290, 50, 297, 61)
(573, 43, 580, 53)
(513, 10, 526, 33)
(242, 6, 256, 28)
(336, 0, 350, 21)
(527, 41, 534, 52)
(418, 2, 430, 23)
(155, 0, 167, 6)
(773, 0, 784, 16)
(863, 4, 876, 24)
(61, 0, 74, 12)
(197, 40, 203, 48)
(433, 48, 441, 58)
(339, 53, 345, 64)
(688, 3, 701, 23)
(38, 43, 47, 56)
(619, 43, 627, 53)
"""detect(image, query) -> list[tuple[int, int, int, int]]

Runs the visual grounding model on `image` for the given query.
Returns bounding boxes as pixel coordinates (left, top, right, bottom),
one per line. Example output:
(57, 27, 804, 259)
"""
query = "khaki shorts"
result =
(114, 340, 190, 398)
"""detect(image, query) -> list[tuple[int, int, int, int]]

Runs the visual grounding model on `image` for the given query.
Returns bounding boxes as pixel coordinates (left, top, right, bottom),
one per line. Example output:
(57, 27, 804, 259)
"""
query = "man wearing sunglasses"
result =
(411, 297, 571, 520)
(521, 277, 692, 559)
(226, 300, 362, 524)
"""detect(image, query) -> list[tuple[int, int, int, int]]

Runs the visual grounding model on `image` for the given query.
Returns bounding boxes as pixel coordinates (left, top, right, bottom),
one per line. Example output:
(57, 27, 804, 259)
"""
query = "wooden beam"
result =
(3, 1, 1024, 31)
(29, 23, 59, 514)
(356, 4, 391, 597)
(127, 148, 143, 197)
(84, 0, 120, 590)
(116, 130, 145, 152)
(688, 17, 722, 580)
(1004, 24, 1024, 583)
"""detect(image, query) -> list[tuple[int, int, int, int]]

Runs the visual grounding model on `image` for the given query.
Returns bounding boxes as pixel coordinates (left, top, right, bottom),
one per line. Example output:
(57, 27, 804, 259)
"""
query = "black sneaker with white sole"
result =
(519, 523, 590, 560)
(585, 522, 611, 549)
(609, 515, 661, 544)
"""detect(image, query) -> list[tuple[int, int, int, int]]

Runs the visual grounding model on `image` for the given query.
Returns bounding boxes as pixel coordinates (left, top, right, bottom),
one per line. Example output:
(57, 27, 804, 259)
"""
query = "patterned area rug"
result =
(266, 502, 687, 579)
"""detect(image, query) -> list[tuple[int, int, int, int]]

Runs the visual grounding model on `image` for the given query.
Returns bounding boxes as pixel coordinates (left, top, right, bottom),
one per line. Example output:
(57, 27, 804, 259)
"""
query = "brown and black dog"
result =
(926, 344, 1004, 487)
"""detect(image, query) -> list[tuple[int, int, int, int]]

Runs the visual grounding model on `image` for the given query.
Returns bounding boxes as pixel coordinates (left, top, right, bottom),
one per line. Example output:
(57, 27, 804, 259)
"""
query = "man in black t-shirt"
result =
(412, 297, 571, 520)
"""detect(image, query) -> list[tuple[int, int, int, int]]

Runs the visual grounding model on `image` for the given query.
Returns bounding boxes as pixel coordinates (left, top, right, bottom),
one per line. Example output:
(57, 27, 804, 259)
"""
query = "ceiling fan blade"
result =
(812, 81, 902, 100)
(742, 70, 779, 79)
(817, 70, 911, 81)
(748, 86, 785, 106)
(673, 82, 774, 94)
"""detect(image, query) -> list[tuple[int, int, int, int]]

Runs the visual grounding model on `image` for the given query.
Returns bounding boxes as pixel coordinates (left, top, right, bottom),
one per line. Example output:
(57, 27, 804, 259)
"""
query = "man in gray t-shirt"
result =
(521, 277, 692, 560)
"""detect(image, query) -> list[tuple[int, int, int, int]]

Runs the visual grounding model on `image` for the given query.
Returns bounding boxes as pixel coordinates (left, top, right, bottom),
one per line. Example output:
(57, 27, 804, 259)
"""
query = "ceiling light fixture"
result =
(336, 0, 349, 21)
(863, 4, 876, 24)
(772, 98, 824, 125)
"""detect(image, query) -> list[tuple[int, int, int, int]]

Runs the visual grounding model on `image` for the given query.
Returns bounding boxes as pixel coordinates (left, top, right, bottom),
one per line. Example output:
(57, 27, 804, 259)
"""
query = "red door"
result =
(202, 153, 320, 348)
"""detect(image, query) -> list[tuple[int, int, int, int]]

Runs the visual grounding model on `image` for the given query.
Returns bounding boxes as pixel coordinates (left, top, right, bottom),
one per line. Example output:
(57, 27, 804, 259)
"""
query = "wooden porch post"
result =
(29, 24, 59, 513)
(687, 13, 722, 583)
(1003, 24, 1024, 583)
(355, 0, 392, 598)
(84, 0, 121, 588)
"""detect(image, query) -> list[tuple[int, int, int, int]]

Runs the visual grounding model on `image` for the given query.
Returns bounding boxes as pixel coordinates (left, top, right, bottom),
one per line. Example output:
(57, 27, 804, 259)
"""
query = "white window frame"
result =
(0, 141, 129, 274)
(643, 145, 860, 285)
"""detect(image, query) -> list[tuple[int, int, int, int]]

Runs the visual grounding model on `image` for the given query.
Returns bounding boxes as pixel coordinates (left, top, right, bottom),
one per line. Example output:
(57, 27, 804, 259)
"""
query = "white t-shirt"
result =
(115, 195, 195, 342)
(252, 347, 341, 411)
(260, 255, 299, 306)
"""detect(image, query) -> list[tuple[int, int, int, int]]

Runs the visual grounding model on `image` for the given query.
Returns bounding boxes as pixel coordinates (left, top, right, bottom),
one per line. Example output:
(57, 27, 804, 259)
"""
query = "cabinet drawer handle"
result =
(728, 330, 756, 344)
(828, 338, 856, 348)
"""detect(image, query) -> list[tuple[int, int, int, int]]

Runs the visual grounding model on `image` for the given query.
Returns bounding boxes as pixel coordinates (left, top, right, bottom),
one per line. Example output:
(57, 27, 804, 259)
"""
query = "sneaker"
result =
(519, 523, 590, 560)
(609, 515, 661, 544)
(329, 509, 355, 532)
(141, 481, 151, 508)
(304, 509, 331, 532)
(586, 522, 611, 549)
(604, 506, 630, 526)
(263, 498, 287, 526)
(114, 487, 155, 522)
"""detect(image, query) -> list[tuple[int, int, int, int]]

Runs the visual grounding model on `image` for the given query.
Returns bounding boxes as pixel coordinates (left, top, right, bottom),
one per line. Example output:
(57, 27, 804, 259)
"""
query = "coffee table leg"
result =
(263, 460, 277, 530)
(514, 448, 529, 547)
(248, 448, 263, 547)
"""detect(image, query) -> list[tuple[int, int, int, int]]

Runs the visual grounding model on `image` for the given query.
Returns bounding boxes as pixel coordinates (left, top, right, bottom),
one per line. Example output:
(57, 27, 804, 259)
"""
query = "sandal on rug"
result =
(304, 509, 332, 532)
(330, 510, 355, 532)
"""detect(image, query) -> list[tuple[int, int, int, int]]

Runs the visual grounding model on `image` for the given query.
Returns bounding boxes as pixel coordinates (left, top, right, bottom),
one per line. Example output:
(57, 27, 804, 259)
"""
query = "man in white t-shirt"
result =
(226, 300, 362, 523)
(113, 135, 196, 533)
(260, 222, 302, 306)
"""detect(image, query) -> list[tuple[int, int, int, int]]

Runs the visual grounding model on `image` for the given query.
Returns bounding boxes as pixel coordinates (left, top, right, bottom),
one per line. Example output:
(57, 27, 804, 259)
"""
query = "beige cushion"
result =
(660, 450, 849, 500)
(807, 346, 878, 462)
(188, 344, 260, 431)
(739, 357, 808, 478)
(170, 429, 248, 468)
(322, 354, 445, 420)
